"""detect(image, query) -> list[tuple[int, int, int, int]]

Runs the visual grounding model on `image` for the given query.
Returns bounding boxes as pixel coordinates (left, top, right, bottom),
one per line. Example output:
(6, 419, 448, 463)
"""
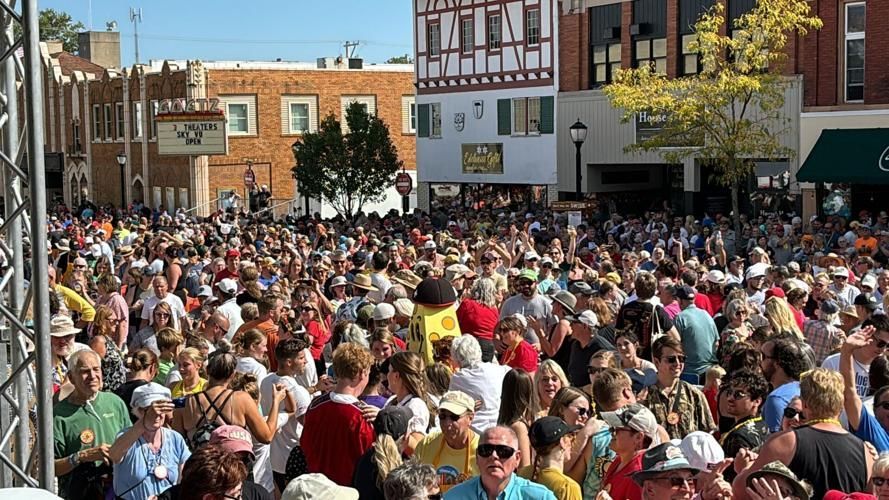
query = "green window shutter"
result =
(539, 96, 554, 134)
(417, 104, 430, 138)
(497, 99, 511, 135)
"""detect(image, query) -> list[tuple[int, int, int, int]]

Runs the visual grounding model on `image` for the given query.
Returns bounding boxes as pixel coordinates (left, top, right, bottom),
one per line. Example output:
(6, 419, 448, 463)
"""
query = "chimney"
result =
(45, 40, 64, 54)
(77, 31, 121, 69)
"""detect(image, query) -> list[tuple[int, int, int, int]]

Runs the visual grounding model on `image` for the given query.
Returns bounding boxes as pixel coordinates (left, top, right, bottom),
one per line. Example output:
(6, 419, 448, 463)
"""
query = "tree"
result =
(603, 0, 821, 254)
(14, 8, 85, 53)
(292, 102, 402, 219)
(385, 54, 413, 64)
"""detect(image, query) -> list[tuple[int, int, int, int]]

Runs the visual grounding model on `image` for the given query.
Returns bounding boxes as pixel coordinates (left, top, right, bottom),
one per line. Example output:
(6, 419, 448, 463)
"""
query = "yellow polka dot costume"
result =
(407, 277, 462, 365)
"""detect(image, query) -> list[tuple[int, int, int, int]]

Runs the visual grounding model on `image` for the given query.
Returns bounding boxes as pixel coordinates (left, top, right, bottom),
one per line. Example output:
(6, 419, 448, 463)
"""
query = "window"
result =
(416, 102, 441, 138)
(461, 18, 474, 54)
(680, 34, 701, 75)
(132, 102, 143, 138)
(340, 96, 376, 132)
(845, 2, 865, 102)
(227, 103, 249, 134)
(92, 104, 101, 141)
(150, 100, 158, 138)
(115, 102, 125, 139)
(512, 97, 541, 135)
(634, 38, 667, 74)
(592, 43, 622, 85)
(410, 103, 417, 132)
(488, 14, 501, 50)
(73, 122, 81, 152)
(431, 103, 441, 137)
(103, 104, 112, 140)
(289, 103, 310, 134)
(526, 9, 540, 46)
(402, 96, 417, 134)
(428, 23, 441, 57)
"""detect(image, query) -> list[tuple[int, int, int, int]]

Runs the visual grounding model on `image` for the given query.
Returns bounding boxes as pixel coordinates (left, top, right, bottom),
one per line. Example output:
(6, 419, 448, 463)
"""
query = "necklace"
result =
(806, 418, 842, 427)
(719, 416, 762, 446)
(140, 432, 169, 481)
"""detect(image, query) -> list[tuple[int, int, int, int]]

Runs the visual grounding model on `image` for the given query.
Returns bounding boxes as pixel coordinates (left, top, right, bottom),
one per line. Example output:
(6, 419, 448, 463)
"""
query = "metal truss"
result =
(0, 0, 54, 491)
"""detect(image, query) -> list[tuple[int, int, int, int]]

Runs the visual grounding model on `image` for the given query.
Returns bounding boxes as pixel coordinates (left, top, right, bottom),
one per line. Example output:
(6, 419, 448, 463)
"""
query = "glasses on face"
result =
(783, 407, 804, 419)
(74, 265, 87, 270)
(439, 411, 466, 423)
(876, 402, 889, 412)
(587, 366, 605, 375)
(480, 259, 493, 265)
(571, 406, 590, 417)
(873, 477, 889, 487)
(477, 443, 516, 459)
(655, 476, 695, 488)
(155, 312, 171, 318)
(726, 389, 749, 400)
(300, 307, 314, 313)
(876, 339, 889, 350)
(664, 355, 686, 365)
(222, 492, 243, 500)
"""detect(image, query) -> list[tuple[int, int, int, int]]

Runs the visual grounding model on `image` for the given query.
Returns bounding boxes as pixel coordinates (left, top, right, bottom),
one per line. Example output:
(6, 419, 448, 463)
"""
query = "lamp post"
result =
(115, 152, 127, 210)
(569, 119, 588, 201)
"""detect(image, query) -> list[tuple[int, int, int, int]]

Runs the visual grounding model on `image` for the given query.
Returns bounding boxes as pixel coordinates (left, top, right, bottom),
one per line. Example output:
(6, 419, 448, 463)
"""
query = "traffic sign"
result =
(244, 167, 255, 187)
(395, 172, 412, 196)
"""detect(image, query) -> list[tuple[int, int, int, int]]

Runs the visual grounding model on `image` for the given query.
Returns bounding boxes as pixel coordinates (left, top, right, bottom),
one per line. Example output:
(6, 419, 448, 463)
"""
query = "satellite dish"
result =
(105, 20, 118, 31)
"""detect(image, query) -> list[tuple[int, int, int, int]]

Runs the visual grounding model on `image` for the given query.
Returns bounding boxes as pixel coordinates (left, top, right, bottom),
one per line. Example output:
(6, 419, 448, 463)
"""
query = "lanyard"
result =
(719, 416, 762, 446)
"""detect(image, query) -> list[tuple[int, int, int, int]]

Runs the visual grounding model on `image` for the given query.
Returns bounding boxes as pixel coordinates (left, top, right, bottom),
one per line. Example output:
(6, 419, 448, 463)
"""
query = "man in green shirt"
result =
(53, 349, 130, 499)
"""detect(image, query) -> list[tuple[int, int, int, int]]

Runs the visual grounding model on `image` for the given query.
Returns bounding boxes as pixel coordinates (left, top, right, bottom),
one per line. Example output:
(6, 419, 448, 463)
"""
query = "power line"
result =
(119, 32, 410, 48)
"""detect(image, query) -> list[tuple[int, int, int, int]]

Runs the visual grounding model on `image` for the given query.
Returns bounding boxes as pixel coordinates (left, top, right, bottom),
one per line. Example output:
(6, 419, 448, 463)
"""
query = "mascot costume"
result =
(407, 277, 462, 365)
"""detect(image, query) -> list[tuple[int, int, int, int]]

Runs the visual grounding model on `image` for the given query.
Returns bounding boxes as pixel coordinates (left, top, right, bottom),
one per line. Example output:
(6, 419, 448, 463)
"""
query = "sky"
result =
(42, 0, 414, 66)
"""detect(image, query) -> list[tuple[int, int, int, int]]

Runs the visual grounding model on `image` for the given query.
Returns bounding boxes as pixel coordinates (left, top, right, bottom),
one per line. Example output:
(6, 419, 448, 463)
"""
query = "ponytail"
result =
(372, 433, 403, 488)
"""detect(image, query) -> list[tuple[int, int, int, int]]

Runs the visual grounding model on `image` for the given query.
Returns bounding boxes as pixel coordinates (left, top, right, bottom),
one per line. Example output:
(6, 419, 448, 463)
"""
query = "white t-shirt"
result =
(217, 299, 244, 341)
(822, 353, 870, 397)
(140, 294, 187, 330)
(236, 356, 268, 381)
(260, 373, 312, 473)
(387, 394, 431, 436)
(449, 362, 510, 434)
(293, 348, 318, 392)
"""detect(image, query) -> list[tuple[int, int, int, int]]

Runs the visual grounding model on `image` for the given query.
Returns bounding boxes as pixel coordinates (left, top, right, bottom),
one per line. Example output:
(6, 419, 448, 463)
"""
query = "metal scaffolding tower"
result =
(0, 0, 54, 492)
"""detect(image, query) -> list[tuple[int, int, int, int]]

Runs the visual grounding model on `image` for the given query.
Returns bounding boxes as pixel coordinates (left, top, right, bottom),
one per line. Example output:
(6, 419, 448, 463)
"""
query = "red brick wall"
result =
(863, 0, 889, 103)
(559, 10, 590, 92)
(204, 68, 416, 203)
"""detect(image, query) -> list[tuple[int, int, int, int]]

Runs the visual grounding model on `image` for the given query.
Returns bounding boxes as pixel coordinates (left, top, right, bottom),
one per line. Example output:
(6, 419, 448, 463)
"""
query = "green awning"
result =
(797, 128, 889, 183)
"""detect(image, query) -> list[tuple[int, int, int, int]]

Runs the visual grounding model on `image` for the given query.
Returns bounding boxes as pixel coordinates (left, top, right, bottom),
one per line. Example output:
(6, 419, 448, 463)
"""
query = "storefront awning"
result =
(797, 128, 889, 184)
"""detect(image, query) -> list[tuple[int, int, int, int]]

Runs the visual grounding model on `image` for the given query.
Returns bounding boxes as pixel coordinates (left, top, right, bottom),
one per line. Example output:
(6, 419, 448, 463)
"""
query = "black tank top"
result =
(789, 425, 868, 499)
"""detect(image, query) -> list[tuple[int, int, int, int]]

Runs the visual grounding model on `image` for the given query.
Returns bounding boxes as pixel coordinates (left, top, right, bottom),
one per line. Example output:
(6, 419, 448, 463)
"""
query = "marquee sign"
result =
(156, 98, 228, 156)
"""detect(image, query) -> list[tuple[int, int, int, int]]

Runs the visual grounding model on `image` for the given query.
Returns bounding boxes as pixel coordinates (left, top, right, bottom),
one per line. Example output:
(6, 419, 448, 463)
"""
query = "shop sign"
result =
(461, 143, 503, 174)
(432, 184, 460, 197)
(550, 201, 590, 211)
(880, 146, 889, 172)
(157, 112, 228, 156)
(635, 110, 703, 148)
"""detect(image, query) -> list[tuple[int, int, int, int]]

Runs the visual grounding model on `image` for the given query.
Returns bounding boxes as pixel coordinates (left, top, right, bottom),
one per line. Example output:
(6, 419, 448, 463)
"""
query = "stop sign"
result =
(395, 172, 412, 196)
(244, 168, 255, 187)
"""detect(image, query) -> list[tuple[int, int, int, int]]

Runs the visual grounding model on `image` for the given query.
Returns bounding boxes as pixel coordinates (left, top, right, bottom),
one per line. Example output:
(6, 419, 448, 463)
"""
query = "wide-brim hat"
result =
(392, 269, 422, 290)
(550, 291, 577, 315)
(351, 274, 379, 292)
(819, 253, 845, 268)
(49, 315, 81, 337)
(633, 442, 700, 484)
(118, 246, 134, 257)
(748, 461, 810, 500)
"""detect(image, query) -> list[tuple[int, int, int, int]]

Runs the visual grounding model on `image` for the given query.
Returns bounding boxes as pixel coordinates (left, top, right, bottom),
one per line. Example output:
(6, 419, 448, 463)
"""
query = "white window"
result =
(431, 102, 442, 137)
(845, 2, 865, 102)
(73, 122, 81, 152)
(115, 102, 125, 139)
(340, 96, 376, 132)
(401, 95, 416, 134)
(428, 23, 441, 57)
(512, 97, 541, 135)
(219, 95, 257, 136)
(150, 100, 158, 139)
(488, 14, 501, 50)
(103, 104, 112, 140)
(461, 19, 474, 54)
(634, 38, 667, 75)
(132, 102, 143, 138)
(526, 9, 541, 46)
(92, 104, 101, 142)
(281, 95, 317, 135)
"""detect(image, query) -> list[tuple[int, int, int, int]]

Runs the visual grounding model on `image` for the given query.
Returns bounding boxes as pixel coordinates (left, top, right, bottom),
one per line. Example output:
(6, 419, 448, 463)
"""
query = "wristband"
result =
(68, 452, 80, 467)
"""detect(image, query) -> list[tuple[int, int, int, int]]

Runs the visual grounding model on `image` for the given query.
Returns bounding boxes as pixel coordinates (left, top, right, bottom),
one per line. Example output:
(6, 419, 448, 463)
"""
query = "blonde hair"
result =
(535, 360, 570, 393)
(705, 365, 726, 385)
(874, 453, 889, 477)
(764, 297, 803, 340)
(799, 368, 844, 419)
(178, 347, 206, 370)
(240, 303, 259, 322)
(93, 305, 116, 338)
(372, 434, 403, 488)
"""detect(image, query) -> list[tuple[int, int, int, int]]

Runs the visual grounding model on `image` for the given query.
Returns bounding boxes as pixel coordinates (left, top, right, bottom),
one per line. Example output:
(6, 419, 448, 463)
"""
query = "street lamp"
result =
(569, 119, 588, 201)
(115, 152, 127, 209)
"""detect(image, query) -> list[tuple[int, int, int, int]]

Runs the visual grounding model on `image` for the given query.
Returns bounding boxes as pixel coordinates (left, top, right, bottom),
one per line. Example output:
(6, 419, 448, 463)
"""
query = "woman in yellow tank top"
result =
(171, 347, 207, 398)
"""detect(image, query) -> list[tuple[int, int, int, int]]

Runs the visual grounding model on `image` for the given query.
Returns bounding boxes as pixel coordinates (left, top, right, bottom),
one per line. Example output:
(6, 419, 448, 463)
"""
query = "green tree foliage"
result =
(292, 102, 402, 219)
(14, 8, 85, 53)
(385, 54, 413, 64)
(603, 0, 821, 253)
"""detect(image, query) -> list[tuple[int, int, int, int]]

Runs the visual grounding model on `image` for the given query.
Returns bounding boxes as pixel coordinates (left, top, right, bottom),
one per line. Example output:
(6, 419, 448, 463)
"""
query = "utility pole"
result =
(129, 7, 142, 64)
(343, 40, 359, 59)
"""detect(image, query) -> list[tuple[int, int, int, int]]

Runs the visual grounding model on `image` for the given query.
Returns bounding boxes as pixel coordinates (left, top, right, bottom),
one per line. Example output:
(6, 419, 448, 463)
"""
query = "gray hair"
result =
(725, 298, 748, 319)
(385, 285, 408, 301)
(451, 334, 482, 369)
(470, 278, 498, 308)
(383, 462, 437, 500)
(69, 348, 101, 373)
(340, 322, 369, 348)
(481, 425, 519, 448)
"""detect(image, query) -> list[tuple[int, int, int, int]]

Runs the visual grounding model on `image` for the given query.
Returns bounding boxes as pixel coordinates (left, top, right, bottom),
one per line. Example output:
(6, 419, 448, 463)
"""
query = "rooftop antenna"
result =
(105, 20, 117, 32)
(88, 0, 93, 30)
(129, 7, 143, 64)
(343, 40, 359, 59)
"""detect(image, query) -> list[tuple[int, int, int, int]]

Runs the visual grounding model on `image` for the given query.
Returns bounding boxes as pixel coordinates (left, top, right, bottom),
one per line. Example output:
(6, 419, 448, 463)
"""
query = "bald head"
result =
(480, 425, 519, 449)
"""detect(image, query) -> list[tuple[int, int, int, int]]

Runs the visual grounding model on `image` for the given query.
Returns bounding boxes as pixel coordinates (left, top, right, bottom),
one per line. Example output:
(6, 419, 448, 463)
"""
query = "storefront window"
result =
(429, 183, 548, 212)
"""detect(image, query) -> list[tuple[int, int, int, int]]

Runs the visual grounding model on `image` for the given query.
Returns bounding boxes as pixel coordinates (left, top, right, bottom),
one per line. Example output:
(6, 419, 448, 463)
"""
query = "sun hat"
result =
(130, 382, 172, 410)
(393, 298, 415, 318)
(351, 274, 379, 292)
(632, 442, 700, 484)
(372, 303, 396, 322)
(49, 316, 80, 337)
(438, 390, 475, 416)
(391, 269, 422, 290)
(445, 264, 476, 282)
(281, 473, 359, 500)
(565, 310, 599, 328)
(749, 461, 811, 500)
(705, 270, 726, 284)
(330, 276, 349, 288)
(550, 291, 577, 315)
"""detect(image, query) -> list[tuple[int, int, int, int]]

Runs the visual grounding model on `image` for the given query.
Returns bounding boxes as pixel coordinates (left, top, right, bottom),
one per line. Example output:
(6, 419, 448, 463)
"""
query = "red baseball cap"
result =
(823, 492, 876, 500)
(225, 249, 241, 259)
(765, 287, 785, 300)
(209, 425, 254, 459)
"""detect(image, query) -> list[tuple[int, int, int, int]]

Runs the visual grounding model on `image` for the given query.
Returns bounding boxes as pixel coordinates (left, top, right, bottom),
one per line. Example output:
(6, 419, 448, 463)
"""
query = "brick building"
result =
(557, 0, 802, 215)
(41, 38, 417, 217)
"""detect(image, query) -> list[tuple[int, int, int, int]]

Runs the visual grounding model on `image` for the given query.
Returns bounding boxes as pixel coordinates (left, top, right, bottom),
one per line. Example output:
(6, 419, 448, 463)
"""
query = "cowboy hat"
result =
(351, 274, 379, 292)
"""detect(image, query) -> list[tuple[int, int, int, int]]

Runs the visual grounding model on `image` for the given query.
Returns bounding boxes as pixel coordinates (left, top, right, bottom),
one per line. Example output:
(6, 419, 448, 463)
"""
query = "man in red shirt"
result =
(215, 249, 241, 283)
(301, 342, 375, 485)
(601, 404, 659, 500)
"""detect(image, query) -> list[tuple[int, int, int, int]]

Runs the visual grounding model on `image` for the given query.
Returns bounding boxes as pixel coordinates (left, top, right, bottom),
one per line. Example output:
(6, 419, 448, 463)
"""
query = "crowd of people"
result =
(36, 198, 889, 500)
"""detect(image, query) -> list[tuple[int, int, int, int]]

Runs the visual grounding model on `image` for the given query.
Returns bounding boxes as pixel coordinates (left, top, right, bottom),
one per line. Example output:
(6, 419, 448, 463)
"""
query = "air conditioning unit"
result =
(603, 27, 621, 39)
(630, 23, 652, 36)
(316, 57, 336, 69)
(348, 58, 363, 69)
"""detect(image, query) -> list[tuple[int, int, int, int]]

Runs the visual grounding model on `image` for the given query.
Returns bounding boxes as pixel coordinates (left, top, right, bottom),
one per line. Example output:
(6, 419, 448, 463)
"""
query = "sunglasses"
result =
(155, 312, 171, 318)
(726, 389, 749, 400)
(876, 402, 889, 411)
(480, 259, 493, 265)
(664, 355, 686, 364)
(587, 366, 605, 375)
(876, 339, 889, 350)
(655, 476, 695, 488)
(477, 443, 516, 460)
(873, 477, 889, 487)
(783, 407, 804, 419)
(571, 406, 590, 417)
(439, 411, 466, 423)
(74, 265, 87, 269)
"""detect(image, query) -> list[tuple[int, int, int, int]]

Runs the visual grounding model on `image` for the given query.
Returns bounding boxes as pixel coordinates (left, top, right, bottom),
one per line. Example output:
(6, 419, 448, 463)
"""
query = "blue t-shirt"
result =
(583, 426, 616, 500)
(763, 381, 800, 432)
(444, 474, 556, 500)
(113, 427, 191, 500)
(854, 406, 889, 453)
